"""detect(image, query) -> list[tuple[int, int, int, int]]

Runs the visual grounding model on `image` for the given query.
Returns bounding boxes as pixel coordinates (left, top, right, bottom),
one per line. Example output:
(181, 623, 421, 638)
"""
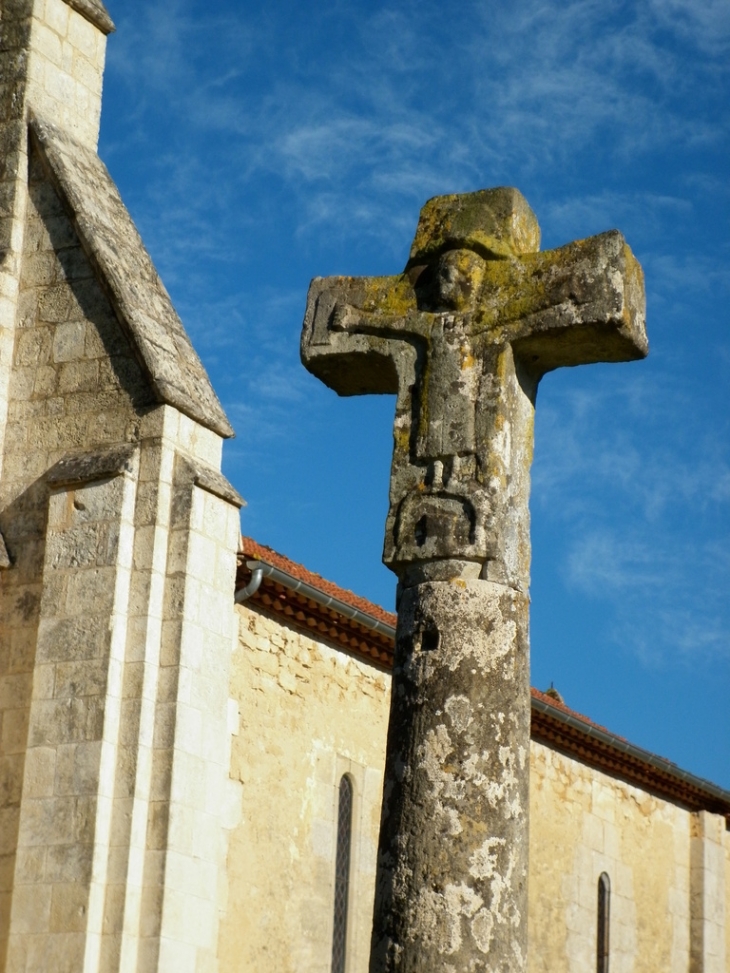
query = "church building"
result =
(228, 539, 730, 973)
(0, 2, 727, 972)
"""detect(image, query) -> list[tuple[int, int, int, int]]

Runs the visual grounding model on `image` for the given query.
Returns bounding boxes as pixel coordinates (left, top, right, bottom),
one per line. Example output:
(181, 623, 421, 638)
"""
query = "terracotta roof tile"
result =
(240, 536, 397, 630)
(530, 687, 621, 740)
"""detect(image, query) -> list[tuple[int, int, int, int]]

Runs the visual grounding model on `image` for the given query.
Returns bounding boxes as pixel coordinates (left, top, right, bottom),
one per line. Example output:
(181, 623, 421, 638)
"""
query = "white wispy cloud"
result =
(104, 0, 728, 251)
(647, 0, 730, 55)
(532, 358, 730, 666)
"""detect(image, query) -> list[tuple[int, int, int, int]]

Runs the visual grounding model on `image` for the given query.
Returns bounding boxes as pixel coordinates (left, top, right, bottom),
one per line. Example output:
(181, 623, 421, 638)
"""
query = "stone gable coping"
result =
(62, 0, 116, 35)
(29, 116, 235, 439)
(182, 456, 246, 508)
(46, 443, 137, 486)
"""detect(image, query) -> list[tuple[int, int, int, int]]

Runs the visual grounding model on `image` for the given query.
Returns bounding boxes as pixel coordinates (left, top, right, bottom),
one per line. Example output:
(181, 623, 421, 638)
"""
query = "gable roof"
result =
(237, 536, 730, 823)
(62, 0, 115, 35)
(30, 117, 234, 439)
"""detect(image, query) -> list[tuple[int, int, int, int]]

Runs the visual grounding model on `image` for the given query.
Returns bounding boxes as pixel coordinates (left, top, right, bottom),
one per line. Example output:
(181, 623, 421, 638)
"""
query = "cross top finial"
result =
(407, 187, 541, 266)
(303, 192, 648, 971)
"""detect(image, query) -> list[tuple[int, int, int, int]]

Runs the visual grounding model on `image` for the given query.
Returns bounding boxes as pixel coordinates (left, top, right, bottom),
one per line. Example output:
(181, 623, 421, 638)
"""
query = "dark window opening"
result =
(597, 871, 611, 973)
(331, 775, 354, 973)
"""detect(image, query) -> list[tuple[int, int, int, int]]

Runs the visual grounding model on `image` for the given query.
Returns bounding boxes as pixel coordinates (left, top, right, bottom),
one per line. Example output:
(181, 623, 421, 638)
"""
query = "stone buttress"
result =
(0, 2, 243, 971)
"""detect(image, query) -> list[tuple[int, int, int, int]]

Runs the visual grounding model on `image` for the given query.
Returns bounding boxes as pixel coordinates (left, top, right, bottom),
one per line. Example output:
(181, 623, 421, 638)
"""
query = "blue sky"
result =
(100, 0, 729, 787)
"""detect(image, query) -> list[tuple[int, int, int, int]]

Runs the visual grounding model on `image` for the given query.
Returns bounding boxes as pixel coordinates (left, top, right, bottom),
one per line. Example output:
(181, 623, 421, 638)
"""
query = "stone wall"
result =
(529, 740, 697, 973)
(726, 828, 730, 973)
(220, 604, 390, 973)
(25, 0, 108, 149)
(223, 604, 730, 973)
(0, 139, 149, 969)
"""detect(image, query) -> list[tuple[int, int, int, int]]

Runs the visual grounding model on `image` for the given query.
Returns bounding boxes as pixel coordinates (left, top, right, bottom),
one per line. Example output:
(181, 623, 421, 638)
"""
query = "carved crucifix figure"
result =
(301, 188, 647, 972)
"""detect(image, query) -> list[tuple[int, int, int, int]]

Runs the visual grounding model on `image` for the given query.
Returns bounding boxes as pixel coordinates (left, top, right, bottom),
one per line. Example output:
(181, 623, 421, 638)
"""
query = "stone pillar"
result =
(690, 811, 727, 973)
(370, 581, 530, 971)
(3, 411, 243, 973)
(7, 447, 138, 973)
(137, 447, 241, 973)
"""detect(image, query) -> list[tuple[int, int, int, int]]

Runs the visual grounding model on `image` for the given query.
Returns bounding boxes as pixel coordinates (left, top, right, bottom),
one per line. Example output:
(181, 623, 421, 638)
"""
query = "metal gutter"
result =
(240, 560, 397, 640)
(532, 697, 730, 810)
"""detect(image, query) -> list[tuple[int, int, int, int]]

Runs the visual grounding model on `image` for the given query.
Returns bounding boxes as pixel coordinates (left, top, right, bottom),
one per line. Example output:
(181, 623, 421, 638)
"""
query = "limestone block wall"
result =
(9, 453, 138, 972)
(0, 141, 150, 968)
(224, 609, 729, 973)
(0, 3, 244, 969)
(726, 828, 730, 973)
(528, 740, 727, 973)
(691, 811, 728, 973)
(148, 466, 241, 973)
(0, 0, 110, 487)
(1, 402, 242, 973)
(0, 93, 242, 973)
(220, 605, 391, 973)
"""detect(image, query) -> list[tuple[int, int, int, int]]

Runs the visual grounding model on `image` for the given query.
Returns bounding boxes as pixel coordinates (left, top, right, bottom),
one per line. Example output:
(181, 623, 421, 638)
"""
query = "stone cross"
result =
(301, 188, 647, 972)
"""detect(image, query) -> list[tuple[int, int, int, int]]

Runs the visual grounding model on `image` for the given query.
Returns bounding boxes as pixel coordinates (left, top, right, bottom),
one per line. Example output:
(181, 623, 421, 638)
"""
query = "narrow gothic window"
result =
(331, 775, 354, 973)
(597, 872, 611, 973)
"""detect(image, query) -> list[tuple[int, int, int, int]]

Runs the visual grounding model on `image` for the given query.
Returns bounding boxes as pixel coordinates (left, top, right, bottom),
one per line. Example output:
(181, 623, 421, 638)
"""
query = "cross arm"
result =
(301, 273, 421, 396)
(492, 230, 647, 376)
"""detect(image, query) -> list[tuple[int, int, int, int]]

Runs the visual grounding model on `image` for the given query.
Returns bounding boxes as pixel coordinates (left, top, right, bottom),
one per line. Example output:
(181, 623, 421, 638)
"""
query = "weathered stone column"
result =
(301, 187, 647, 971)
(372, 581, 530, 970)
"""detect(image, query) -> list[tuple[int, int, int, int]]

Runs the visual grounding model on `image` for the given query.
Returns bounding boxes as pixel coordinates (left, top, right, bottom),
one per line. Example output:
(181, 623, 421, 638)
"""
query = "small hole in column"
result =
(421, 626, 440, 652)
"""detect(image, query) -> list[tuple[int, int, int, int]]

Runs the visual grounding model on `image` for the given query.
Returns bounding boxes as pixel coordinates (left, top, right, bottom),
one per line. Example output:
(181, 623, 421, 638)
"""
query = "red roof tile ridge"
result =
(530, 687, 622, 739)
(240, 536, 397, 628)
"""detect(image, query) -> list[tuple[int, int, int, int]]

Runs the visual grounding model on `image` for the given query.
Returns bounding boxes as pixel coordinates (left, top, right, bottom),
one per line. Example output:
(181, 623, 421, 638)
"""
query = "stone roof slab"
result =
(30, 116, 234, 439)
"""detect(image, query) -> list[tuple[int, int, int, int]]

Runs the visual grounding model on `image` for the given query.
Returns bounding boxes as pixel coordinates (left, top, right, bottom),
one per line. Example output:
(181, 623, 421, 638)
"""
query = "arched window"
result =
(597, 872, 611, 973)
(331, 775, 354, 973)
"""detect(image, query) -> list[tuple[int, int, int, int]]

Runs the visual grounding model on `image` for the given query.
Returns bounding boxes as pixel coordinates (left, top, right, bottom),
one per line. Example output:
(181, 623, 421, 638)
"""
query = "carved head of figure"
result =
(414, 248, 487, 312)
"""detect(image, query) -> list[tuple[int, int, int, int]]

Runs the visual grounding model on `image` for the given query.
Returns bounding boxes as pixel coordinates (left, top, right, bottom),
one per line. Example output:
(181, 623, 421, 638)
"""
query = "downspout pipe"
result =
(235, 565, 264, 603)
(236, 559, 397, 640)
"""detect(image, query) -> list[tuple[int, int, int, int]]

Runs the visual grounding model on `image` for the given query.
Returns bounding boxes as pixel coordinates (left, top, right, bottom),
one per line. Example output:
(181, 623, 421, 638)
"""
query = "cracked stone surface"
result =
(301, 187, 647, 971)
